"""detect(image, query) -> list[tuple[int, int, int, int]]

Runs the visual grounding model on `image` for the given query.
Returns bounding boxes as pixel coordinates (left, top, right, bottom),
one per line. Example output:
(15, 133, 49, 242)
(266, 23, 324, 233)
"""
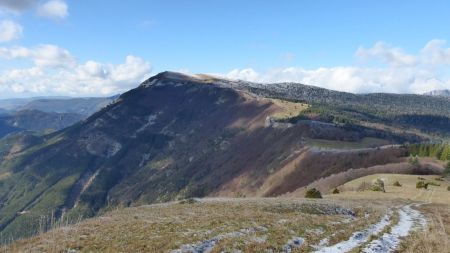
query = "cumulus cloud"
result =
(0, 20, 22, 42)
(221, 40, 450, 94)
(0, 44, 76, 68)
(356, 41, 417, 67)
(0, 44, 152, 97)
(0, 0, 36, 12)
(421, 39, 450, 65)
(37, 0, 68, 19)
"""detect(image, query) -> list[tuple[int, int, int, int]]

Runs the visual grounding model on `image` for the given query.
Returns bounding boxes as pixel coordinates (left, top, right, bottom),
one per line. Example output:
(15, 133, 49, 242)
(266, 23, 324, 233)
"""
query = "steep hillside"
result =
(0, 71, 446, 240)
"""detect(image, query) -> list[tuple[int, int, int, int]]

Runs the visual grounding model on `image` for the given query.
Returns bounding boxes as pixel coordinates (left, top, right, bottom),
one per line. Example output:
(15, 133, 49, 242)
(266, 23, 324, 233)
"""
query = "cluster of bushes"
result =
(416, 181, 429, 189)
(305, 188, 322, 198)
(416, 179, 441, 189)
(356, 178, 386, 192)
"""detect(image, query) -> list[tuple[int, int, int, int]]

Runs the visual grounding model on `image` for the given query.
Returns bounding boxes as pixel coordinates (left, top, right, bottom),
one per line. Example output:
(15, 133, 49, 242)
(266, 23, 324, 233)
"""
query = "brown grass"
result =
(5, 198, 387, 253)
(400, 204, 450, 252)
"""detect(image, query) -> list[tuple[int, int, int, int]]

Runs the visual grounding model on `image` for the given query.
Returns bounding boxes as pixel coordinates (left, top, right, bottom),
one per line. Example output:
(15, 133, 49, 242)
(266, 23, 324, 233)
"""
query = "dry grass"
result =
(330, 174, 450, 205)
(286, 160, 443, 198)
(5, 174, 450, 252)
(267, 98, 309, 120)
(5, 198, 387, 253)
(400, 204, 450, 253)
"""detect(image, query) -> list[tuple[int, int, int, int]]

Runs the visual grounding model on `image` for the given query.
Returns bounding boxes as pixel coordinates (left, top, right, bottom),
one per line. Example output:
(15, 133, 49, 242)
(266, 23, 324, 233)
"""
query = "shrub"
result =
(408, 155, 420, 166)
(417, 177, 426, 181)
(393, 181, 402, 187)
(305, 188, 322, 198)
(435, 177, 444, 181)
(370, 178, 385, 192)
(332, 188, 340, 194)
(447, 186, 450, 191)
(416, 181, 428, 189)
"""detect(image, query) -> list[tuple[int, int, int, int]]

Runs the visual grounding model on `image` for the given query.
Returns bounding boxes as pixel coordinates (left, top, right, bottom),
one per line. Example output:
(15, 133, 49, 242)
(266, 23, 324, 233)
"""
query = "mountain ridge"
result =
(0, 71, 447, 240)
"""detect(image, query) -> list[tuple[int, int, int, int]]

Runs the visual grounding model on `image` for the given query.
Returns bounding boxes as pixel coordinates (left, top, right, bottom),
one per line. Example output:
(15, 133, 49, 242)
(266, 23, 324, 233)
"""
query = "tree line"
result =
(408, 143, 450, 161)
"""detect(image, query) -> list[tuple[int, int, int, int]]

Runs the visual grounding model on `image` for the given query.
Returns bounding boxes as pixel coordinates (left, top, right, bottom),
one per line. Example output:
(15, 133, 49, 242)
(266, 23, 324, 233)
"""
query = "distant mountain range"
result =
(0, 96, 118, 116)
(0, 96, 118, 139)
(423, 89, 450, 97)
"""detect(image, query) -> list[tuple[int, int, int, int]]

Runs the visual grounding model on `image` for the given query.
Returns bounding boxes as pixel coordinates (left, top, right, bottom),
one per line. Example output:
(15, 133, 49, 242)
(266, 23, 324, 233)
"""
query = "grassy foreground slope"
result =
(7, 173, 450, 252)
(5, 198, 389, 252)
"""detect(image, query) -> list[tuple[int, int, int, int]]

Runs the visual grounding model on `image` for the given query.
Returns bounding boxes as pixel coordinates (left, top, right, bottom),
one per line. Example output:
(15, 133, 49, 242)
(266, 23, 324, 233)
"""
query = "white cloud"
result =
(420, 39, 450, 65)
(0, 19, 22, 42)
(222, 66, 449, 94)
(2, 39, 450, 97)
(0, 44, 152, 97)
(0, 44, 76, 68)
(220, 40, 450, 94)
(356, 41, 417, 67)
(37, 0, 68, 19)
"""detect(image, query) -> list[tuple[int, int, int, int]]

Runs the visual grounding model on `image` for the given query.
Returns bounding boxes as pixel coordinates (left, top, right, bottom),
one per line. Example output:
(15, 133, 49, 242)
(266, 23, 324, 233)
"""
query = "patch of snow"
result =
(249, 235, 267, 243)
(171, 227, 267, 253)
(312, 237, 330, 250)
(362, 205, 426, 253)
(314, 210, 392, 253)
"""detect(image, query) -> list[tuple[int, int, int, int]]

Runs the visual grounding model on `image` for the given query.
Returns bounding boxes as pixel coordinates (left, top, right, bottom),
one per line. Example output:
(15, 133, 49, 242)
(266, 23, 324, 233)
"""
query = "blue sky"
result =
(0, 0, 449, 98)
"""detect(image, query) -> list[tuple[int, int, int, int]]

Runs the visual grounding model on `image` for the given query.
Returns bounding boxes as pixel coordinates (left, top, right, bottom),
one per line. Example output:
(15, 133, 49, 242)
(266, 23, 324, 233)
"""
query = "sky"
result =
(0, 0, 449, 98)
